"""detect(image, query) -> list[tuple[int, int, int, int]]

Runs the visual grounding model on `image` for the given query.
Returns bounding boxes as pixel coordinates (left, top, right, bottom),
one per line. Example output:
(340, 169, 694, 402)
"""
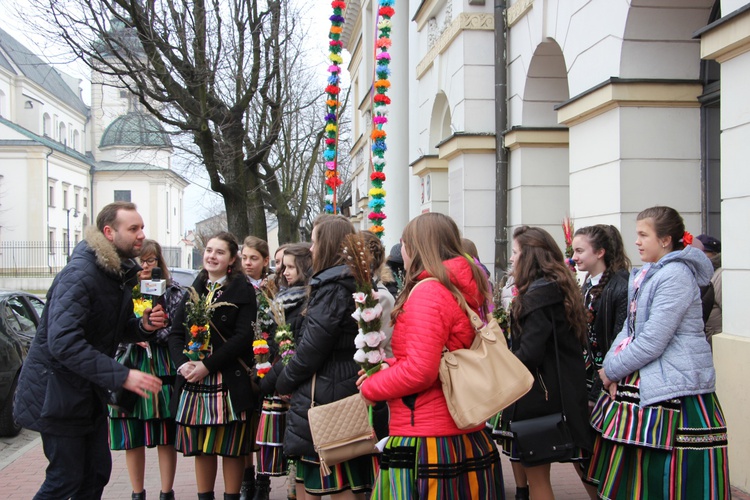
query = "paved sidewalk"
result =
(1, 431, 748, 499)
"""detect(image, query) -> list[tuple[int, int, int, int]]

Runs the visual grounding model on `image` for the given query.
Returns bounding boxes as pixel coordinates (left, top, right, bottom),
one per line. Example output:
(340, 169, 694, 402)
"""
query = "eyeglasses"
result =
(139, 257, 158, 265)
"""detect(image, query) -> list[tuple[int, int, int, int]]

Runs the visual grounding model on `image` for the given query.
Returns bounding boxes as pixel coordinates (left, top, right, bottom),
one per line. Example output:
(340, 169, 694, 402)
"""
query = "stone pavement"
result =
(1, 429, 748, 499)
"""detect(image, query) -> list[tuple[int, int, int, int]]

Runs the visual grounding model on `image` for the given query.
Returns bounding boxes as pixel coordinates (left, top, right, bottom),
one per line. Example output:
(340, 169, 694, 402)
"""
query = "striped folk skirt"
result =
(586, 374, 730, 499)
(255, 396, 290, 476)
(174, 371, 250, 457)
(108, 343, 176, 450)
(372, 429, 505, 500)
(296, 454, 379, 496)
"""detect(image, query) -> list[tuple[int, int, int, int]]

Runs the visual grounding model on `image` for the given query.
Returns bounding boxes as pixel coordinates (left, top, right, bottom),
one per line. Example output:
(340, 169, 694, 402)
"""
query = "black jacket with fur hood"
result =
(14, 227, 152, 435)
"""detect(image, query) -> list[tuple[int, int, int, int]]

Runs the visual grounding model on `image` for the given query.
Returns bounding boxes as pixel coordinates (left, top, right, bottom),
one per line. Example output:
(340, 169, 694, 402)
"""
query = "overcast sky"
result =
(0, 0, 335, 233)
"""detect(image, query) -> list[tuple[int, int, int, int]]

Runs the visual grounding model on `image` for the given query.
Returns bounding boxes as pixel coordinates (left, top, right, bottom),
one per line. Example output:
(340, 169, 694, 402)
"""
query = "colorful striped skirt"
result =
(108, 343, 176, 450)
(255, 396, 290, 476)
(586, 389, 730, 499)
(174, 371, 249, 457)
(296, 454, 379, 496)
(372, 430, 504, 500)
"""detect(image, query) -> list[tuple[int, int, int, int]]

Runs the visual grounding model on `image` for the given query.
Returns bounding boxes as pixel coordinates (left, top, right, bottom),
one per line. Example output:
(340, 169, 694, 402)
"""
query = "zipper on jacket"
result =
(536, 369, 549, 401)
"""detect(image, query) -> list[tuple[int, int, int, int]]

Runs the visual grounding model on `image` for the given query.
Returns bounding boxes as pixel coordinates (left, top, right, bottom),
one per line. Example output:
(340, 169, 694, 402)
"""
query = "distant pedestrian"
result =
(586, 206, 730, 499)
(14, 201, 167, 499)
(696, 234, 722, 344)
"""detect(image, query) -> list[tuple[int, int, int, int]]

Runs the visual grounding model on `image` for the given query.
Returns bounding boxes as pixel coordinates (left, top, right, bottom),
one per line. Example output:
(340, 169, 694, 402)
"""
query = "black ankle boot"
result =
(239, 466, 256, 500)
(132, 491, 146, 500)
(198, 492, 215, 500)
(515, 486, 530, 500)
(225, 494, 241, 500)
(159, 491, 175, 500)
(252, 474, 271, 500)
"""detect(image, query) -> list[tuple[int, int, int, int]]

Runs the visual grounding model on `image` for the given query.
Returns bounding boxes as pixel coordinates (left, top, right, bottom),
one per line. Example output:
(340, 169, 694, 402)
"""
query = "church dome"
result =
(100, 112, 172, 148)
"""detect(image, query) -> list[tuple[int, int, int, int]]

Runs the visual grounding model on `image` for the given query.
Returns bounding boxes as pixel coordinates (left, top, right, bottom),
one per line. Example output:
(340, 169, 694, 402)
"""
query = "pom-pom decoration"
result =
(323, 1, 347, 213)
(367, 0, 394, 238)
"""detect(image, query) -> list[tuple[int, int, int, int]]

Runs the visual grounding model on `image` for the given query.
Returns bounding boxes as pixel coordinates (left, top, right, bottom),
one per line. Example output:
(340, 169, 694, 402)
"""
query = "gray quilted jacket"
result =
(603, 245, 715, 406)
(14, 227, 151, 435)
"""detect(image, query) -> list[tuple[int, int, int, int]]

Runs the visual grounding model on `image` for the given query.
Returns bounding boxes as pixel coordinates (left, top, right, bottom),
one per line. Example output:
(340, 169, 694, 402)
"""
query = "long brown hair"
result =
(392, 213, 491, 321)
(281, 243, 313, 286)
(311, 215, 355, 274)
(198, 232, 243, 283)
(511, 226, 587, 342)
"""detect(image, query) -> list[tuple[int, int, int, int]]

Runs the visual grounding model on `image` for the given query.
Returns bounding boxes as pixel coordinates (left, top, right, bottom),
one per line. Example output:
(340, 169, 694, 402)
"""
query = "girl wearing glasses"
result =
(108, 239, 187, 500)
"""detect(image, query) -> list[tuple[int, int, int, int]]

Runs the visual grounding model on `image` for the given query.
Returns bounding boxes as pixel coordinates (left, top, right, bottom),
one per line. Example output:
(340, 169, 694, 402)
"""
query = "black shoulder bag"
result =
(509, 318, 576, 467)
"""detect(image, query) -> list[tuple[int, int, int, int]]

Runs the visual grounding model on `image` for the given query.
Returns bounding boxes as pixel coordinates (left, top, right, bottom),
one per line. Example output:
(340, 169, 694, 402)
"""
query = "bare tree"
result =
(27, 0, 291, 240)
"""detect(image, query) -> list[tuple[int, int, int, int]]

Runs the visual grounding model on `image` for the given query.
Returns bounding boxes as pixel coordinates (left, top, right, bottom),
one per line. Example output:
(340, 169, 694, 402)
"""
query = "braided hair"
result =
(574, 225, 616, 305)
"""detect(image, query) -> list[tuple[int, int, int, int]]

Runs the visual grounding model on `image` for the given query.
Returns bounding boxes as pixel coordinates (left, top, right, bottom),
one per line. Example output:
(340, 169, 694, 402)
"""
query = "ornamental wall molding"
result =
(416, 13, 495, 79)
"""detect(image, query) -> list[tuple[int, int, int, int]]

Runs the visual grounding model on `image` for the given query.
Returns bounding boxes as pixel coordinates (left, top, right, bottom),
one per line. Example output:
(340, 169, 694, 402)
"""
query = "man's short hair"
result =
(96, 202, 137, 232)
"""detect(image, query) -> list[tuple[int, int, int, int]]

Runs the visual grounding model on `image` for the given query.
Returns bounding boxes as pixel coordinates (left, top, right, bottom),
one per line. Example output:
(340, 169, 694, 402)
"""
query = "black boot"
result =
(132, 491, 146, 500)
(224, 495, 241, 500)
(252, 474, 271, 500)
(159, 491, 175, 500)
(239, 467, 255, 500)
(515, 486, 530, 500)
(198, 492, 215, 500)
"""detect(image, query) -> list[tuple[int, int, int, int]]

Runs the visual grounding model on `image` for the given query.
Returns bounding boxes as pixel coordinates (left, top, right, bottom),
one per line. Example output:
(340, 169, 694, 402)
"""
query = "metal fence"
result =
(0, 241, 182, 277)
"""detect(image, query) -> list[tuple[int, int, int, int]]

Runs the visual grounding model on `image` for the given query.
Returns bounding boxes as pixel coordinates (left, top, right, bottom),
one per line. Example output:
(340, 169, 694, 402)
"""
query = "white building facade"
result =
(0, 26, 189, 287)
(344, 0, 750, 489)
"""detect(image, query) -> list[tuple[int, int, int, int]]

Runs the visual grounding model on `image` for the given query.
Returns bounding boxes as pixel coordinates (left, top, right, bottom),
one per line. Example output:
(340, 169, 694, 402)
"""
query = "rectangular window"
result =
(48, 185, 55, 207)
(75, 193, 80, 211)
(83, 196, 88, 208)
(63, 190, 68, 210)
(48, 230, 55, 254)
(114, 190, 131, 202)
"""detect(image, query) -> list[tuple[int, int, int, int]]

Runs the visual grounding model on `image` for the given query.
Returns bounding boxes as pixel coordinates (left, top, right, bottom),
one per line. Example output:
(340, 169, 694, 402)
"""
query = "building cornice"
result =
(436, 132, 495, 161)
(416, 13, 494, 79)
(555, 78, 702, 127)
(696, 4, 750, 63)
(502, 127, 569, 151)
(506, 0, 533, 27)
(410, 154, 447, 176)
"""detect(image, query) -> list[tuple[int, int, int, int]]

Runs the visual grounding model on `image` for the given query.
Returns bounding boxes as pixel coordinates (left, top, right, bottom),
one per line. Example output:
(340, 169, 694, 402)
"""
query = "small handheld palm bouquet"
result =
(343, 234, 386, 377)
(182, 287, 234, 361)
(262, 286, 296, 366)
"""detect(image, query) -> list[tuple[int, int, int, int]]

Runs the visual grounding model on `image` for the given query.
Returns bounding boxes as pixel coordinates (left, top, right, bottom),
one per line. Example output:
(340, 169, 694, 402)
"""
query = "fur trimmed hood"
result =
(81, 226, 127, 277)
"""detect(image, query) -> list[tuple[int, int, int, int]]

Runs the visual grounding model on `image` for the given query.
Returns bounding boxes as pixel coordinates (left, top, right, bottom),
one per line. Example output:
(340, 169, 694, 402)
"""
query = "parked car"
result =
(169, 267, 199, 288)
(0, 290, 44, 436)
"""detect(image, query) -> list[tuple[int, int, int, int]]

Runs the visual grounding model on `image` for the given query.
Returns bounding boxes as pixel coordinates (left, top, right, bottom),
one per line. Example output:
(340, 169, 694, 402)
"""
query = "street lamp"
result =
(66, 207, 78, 257)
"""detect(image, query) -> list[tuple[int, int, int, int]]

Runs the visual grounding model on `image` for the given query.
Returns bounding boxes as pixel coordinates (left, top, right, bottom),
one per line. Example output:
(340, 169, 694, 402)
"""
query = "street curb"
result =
(0, 435, 41, 472)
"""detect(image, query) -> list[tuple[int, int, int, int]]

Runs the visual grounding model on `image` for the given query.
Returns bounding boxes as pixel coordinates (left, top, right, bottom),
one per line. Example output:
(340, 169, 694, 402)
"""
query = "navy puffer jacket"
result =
(14, 228, 151, 435)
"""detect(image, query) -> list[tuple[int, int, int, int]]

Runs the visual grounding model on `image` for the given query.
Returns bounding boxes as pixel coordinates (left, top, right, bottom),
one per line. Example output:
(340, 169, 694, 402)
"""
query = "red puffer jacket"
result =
(360, 256, 486, 437)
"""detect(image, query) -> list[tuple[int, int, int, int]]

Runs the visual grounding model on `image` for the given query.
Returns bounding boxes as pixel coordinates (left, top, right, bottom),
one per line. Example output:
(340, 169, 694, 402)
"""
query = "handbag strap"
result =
(549, 316, 568, 420)
(409, 276, 486, 341)
(208, 318, 253, 375)
(310, 373, 317, 408)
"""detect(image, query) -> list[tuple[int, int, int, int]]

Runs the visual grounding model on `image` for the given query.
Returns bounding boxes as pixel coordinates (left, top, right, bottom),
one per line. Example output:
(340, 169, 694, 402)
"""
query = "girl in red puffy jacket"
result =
(359, 212, 505, 500)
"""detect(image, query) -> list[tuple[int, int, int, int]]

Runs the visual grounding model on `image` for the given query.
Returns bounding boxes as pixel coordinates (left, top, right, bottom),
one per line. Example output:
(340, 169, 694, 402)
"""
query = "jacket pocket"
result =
(39, 370, 93, 420)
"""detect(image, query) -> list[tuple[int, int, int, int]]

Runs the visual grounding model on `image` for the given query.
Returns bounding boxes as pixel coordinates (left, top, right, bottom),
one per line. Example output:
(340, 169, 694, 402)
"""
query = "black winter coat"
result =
(588, 271, 628, 361)
(168, 274, 258, 415)
(14, 228, 152, 435)
(503, 279, 594, 453)
(268, 265, 362, 457)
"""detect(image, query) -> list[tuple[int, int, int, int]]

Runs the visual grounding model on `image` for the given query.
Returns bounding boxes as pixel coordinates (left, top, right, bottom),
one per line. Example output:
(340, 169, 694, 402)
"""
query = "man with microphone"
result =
(15, 201, 168, 499)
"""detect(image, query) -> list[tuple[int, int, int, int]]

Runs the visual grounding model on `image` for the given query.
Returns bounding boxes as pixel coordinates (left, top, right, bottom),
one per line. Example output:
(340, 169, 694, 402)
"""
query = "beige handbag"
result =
(307, 373, 378, 476)
(440, 302, 534, 429)
(411, 277, 534, 430)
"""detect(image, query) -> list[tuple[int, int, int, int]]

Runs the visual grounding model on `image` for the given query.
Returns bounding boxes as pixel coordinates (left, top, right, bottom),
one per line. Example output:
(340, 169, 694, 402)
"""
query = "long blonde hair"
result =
(392, 213, 491, 321)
